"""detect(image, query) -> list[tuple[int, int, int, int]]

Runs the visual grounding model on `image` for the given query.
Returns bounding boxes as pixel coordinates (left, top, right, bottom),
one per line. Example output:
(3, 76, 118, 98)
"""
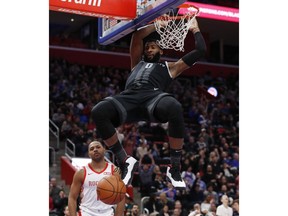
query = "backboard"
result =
(98, 0, 186, 45)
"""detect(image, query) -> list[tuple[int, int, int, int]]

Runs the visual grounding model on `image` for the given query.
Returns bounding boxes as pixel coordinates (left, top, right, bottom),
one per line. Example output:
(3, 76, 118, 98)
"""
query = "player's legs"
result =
(153, 96, 186, 188)
(91, 97, 138, 185)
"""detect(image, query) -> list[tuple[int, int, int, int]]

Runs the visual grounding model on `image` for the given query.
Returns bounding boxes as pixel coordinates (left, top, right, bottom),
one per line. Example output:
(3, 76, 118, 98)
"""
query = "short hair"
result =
(88, 140, 104, 148)
(143, 31, 161, 45)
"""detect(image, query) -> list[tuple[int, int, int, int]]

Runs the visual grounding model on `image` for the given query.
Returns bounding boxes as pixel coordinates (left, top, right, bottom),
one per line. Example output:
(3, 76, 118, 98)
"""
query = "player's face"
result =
(132, 205, 139, 214)
(88, 142, 105, 161)
(63, 206, 69, 216)
(144, 41, 163, 63)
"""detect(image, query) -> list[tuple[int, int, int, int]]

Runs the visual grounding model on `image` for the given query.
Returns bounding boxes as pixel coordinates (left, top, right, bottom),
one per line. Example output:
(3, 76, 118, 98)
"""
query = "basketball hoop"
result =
(153, 4, 200, 52)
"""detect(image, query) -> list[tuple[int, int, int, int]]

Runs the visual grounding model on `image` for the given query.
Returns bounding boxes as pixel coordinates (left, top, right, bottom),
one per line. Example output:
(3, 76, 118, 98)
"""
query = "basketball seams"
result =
(111, 177, 119, 204)
(97, 175, 126, 205)
(103, 176, 115, 189)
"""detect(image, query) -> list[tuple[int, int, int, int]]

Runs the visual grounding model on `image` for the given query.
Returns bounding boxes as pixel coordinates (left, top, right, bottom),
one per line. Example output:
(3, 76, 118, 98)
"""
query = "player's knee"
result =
(91, 101, 111, 124)
(168, 100, 183, 118)
(154, 97, 183, 122)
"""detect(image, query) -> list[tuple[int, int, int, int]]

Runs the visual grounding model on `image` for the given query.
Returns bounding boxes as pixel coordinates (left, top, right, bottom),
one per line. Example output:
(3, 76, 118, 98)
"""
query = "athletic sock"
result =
(108, 141, 127, 165)
(170, 148, 182, 168)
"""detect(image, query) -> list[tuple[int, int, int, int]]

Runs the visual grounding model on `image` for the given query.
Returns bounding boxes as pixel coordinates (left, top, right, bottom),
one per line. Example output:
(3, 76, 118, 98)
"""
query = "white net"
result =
(154, 5, 199, 52)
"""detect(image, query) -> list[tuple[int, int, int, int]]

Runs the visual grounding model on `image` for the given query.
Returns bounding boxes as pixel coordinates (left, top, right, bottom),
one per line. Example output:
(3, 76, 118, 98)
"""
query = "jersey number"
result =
(145, 63, 153, 69)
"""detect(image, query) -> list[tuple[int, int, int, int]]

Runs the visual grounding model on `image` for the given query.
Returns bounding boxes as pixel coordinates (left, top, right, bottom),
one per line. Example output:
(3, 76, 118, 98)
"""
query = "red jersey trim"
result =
(88, 162, 108, 174)
(82, 167, 87, 186)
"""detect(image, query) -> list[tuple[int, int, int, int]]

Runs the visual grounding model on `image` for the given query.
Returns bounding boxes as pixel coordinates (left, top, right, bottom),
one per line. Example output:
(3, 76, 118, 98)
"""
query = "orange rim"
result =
(151, 4, 199, 23)
(158, 4, 199, 20)
(177, 3, 199, 11)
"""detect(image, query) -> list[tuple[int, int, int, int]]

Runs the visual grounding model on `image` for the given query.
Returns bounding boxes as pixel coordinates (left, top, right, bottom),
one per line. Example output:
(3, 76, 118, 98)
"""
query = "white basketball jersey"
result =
(79, 162, 115, 216)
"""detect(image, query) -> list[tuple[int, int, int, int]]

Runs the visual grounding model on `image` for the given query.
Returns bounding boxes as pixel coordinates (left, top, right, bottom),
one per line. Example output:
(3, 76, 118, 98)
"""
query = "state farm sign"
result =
(49, 0, 137, 19)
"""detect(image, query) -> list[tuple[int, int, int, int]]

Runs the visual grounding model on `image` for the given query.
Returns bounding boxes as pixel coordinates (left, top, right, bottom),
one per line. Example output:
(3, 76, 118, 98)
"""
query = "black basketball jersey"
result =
(125, 61, 173, 91)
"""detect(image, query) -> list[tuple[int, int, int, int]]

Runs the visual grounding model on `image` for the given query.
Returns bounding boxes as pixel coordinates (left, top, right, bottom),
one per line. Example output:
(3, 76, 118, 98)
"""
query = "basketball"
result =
(97, 175, 126, 205)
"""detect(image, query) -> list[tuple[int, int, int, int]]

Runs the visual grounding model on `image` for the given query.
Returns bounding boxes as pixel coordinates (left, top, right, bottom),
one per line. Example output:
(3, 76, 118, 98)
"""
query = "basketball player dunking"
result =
(92, 17, 206, 188)
(68, 141, 125, 216)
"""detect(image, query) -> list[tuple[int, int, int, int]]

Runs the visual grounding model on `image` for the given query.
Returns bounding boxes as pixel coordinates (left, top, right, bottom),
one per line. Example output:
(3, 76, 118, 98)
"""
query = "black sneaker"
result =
(166, 166, 186, 189)
(120, 156, 139, 185)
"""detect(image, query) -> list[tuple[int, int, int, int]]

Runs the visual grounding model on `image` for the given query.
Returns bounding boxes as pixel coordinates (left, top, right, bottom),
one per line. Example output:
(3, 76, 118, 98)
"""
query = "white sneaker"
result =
(166, 166, 186, 189)
(121, 157, 139, 185)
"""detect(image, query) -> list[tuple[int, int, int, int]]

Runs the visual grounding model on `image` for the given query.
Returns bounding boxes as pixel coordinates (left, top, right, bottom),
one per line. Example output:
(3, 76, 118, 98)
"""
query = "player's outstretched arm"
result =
(113, 166, 125, 216)
(168, 17, 207, 78)
(130, 24, 156, 69)
(68, 169, 84, 216)
(114, 195, 125, 216)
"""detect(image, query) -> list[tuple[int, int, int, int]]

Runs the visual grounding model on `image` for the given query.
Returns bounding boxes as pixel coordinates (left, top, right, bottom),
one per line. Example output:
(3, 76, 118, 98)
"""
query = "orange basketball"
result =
(97, 175, 126, 205)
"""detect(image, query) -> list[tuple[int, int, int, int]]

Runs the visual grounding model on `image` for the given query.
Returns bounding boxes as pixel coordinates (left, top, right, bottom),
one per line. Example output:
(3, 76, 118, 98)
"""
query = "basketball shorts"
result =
(103, 89, 173, 124)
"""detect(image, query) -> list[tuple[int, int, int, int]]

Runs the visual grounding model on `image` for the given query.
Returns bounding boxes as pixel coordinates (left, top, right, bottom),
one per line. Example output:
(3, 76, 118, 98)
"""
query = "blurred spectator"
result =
(157, 192, 175, 212)
(216, 195, 233, 216)
(154, 172, 167, 192)
(207, 202, 217, 216)
(63, 205, 70, 216)
(172, 208, 181, 216)
(217, 184, 230, 200)
(158, 204, 170, 216)
(195, 172, 207, 192)
(220, 150, 230, 165)
(196, 136, 207, 151)
(125, 194, 134, 215)
(208, 151, 222, 177)
(52, 108, 66, 127)
(136, 135, 149, 160)
(116, 127, 125, 144)
(228, 153, 239, 170)
(188, 178, 205, 205)
(200, 194, 213, 215)
(222, 161, 234, 180)
(202, 164, 217, 185)
(217, 175, 235, 198)
(49, 195, 54, 212)
(82, 137, 93, 157)
(53, 189, 68, 214)
(181, 165, 196, 188)
(161, 182, 177, 201)
(173, 200, 188, 216)
(232, 199, 239, 216)
(188, 203, 201, 216)
(61, 120, 73, 140)
(159, 142, 170, 161)
(49, 177, 62, 206)
(143, 193, 160, 215)
(203, 183, 219, 205)
(138, 154, 158, 197)
(150, 142, 161, 162)
(86, 117, 96, 131)
(199, 127, 214, 149)
(184, 134, 197, 153)
(78, 110, 89, 126)
(130, 204, 140, 216)
(71, 128, 88, 156)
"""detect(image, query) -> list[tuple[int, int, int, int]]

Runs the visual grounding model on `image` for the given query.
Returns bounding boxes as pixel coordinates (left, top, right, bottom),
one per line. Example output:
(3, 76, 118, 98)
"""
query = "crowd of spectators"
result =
(49, 56, 239, 216)
(49, 176, 68, 216)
